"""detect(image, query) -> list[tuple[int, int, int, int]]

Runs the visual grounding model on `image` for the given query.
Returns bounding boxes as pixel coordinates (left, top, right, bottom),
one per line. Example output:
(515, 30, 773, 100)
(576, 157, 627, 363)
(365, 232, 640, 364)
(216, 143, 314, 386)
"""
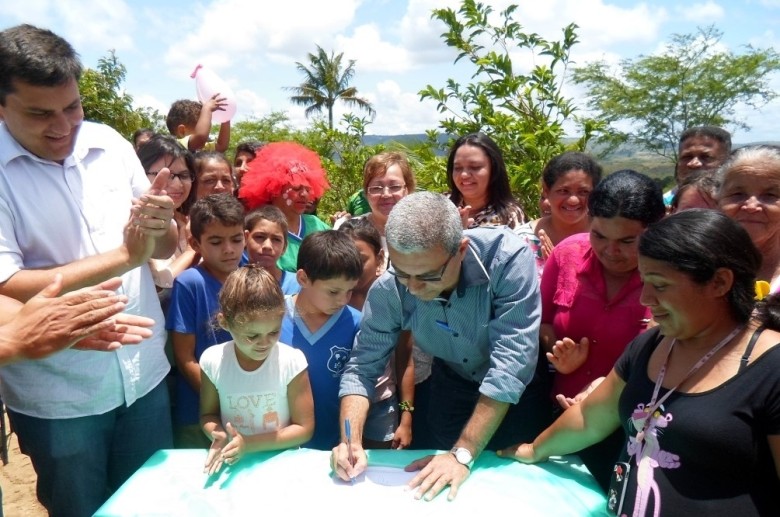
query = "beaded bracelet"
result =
(399, 400, 415, 412)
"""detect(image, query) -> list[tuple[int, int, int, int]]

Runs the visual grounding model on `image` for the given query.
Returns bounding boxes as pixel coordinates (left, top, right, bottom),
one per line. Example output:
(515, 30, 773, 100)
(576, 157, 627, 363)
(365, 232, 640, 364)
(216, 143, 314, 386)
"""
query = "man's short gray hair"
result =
(386, 191, 463, 254)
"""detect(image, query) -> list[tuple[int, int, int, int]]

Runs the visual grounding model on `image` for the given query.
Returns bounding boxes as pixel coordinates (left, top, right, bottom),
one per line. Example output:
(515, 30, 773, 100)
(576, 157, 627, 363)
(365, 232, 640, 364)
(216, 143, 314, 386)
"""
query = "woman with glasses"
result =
(447, 132, 525, 229)
(137, 134, 199, 293)
(336, 152, 416, 252)
(539, 169, 665, 491)
(239, 141, 330, 272)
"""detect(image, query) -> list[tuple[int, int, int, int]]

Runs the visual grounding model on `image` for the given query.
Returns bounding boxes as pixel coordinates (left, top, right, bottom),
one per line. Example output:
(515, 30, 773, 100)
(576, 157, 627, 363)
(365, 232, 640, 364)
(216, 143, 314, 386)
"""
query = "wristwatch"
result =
(450, 447, 474, 469)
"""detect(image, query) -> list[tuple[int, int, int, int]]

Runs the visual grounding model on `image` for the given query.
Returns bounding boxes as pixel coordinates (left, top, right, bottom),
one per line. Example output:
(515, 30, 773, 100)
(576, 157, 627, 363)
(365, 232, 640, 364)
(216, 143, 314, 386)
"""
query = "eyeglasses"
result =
(388, 252, 456, 283)
(367, 184, 406, 196)
(146, 170, 194, 183)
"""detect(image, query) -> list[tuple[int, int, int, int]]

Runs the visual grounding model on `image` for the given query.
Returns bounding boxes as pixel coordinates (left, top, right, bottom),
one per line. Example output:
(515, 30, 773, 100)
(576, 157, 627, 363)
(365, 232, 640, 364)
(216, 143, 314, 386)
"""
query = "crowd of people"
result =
(0, 22, 778, 517)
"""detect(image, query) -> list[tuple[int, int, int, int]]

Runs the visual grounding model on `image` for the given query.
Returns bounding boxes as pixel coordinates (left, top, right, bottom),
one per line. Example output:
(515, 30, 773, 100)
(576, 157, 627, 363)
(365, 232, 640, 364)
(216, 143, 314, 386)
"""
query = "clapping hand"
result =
(537, 229, 555, 260)
(4, 275, 153, 360)
(132, 168, 175, 238)
(74, 311, 154, 352)
(125, 169, 175, 265)
(546, 337, 590, 374)
(204, 422, 244, 476)
(458, 205, 474, 229)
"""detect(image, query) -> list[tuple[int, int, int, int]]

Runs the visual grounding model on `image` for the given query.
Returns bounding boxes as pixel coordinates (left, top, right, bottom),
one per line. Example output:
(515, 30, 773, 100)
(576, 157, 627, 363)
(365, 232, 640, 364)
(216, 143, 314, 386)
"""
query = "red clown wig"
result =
(238, 141, 330, 211)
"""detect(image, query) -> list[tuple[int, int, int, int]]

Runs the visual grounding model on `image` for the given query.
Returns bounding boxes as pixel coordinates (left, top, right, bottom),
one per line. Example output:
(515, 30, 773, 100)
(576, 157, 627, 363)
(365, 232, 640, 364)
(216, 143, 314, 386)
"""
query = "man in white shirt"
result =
(0, 24, 177, 516)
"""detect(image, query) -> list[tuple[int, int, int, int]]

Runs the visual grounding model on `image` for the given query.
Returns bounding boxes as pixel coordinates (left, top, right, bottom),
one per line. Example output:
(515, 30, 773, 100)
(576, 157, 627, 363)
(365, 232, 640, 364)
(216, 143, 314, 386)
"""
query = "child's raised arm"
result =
(188, 93, 227, 152)
(215, 121, 230, 154)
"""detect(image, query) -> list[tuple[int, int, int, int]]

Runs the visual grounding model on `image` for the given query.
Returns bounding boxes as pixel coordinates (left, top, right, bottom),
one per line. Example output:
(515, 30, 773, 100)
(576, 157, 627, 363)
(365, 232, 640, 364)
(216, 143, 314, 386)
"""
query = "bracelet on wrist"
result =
(399, 400, 415, 412)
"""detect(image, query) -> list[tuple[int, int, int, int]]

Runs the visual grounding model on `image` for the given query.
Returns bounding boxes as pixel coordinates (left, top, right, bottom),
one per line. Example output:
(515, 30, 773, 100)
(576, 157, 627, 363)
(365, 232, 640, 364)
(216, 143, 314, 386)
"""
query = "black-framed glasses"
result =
(367, 184, 406, 196)
(388, 252, 456, 283)
(146, 170, 194, 183)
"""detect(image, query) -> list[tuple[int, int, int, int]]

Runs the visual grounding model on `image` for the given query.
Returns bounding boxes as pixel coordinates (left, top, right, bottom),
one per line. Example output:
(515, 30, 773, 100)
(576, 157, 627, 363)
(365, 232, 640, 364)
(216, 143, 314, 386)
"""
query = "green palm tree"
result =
(286, 46, 376, 129)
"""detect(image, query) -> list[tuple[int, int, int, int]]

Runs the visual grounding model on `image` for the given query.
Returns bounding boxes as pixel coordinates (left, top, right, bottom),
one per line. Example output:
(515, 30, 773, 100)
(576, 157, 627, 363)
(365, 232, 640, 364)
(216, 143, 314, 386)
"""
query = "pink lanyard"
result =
(637, 326, 743, 441)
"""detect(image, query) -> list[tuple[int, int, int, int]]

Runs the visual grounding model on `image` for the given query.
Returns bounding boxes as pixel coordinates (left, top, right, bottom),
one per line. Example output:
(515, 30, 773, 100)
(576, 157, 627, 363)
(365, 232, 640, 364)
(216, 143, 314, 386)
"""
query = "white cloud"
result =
(234, 88, 271, 119)
(542, 1, 667, 50)
(748, 29, 780, 50)
(163, 0, 362, 77)
(133, 93, 168, 116)
(398, 0, 462, 66)
(731, 71, 780, 143)
(676, 1, 725, 21)
(364, 79, 441, 135)
(395, 0, 669, 74)
(335, 24, 412, 73)
(5, 0, 136, 52)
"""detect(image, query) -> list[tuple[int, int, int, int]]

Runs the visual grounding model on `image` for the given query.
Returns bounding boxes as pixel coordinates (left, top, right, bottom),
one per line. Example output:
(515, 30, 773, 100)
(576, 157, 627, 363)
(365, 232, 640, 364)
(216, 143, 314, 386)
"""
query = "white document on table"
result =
(334, 465, 417, 487)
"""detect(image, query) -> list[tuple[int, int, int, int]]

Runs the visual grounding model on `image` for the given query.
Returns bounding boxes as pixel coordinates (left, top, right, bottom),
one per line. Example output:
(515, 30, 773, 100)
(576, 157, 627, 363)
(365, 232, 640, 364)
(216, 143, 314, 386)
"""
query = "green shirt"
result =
(346, 190, 371, 216)
(278, 214, 332, 272)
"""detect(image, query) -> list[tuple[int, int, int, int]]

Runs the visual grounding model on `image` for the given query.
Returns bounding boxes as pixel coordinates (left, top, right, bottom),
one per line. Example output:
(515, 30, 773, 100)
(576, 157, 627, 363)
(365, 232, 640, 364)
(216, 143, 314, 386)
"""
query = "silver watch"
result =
(450, 447, 474, 469)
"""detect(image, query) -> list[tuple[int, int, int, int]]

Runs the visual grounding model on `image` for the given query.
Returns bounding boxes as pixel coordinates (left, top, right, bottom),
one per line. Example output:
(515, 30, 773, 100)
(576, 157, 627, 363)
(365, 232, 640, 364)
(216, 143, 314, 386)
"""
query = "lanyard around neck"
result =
(646, 325, 743, 417)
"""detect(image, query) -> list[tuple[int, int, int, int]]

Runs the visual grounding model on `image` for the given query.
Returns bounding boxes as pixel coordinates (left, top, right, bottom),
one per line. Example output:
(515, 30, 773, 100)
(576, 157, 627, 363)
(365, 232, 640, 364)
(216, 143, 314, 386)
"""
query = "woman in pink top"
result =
(542, 170, 665, 399)
(540, 169, 665, 491)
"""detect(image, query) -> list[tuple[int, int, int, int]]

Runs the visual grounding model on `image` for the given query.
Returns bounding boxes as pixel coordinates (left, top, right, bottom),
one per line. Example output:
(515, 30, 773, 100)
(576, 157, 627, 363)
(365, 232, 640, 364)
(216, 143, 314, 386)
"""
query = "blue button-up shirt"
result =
(340, 226, 540, 404)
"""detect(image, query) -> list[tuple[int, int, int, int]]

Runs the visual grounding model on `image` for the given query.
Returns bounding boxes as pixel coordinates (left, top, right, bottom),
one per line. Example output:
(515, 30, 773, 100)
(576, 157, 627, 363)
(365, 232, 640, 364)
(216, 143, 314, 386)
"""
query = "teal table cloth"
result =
(95, 448, 608, 516)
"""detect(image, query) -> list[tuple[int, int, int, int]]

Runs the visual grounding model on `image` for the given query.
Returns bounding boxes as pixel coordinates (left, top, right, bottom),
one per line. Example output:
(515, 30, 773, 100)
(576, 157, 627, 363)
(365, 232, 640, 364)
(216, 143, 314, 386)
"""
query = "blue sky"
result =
(2, 0, 779, 142)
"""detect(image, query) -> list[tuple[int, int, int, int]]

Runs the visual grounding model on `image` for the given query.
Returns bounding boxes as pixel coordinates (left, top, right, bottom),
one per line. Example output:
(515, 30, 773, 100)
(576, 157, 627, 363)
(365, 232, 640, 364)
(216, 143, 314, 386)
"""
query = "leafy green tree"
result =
(419, 0, 604, 216)
(573, 25, 780, 164)
(299, 114, 384, 217)
(397, 131, 450, 193)
(79, 50, 164, 138)
(226, 111, 299, 158)
(286, 45, 376, 130)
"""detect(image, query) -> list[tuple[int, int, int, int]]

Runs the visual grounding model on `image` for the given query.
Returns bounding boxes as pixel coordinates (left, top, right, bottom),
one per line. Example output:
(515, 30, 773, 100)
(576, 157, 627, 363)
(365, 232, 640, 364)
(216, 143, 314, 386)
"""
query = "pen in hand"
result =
(345, 419, 356, 484)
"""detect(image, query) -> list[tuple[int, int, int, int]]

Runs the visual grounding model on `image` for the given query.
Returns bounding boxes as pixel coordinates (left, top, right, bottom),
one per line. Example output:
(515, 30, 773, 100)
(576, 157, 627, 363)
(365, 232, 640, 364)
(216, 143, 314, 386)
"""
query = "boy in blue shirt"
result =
(244, 205, 301, 295)
(281, 231, 363, 450)
(167, 194, 245, 447)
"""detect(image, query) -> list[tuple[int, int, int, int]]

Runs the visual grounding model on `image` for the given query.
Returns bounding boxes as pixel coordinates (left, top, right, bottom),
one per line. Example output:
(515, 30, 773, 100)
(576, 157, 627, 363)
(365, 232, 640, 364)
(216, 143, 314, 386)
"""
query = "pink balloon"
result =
(191, 64, 237, 124)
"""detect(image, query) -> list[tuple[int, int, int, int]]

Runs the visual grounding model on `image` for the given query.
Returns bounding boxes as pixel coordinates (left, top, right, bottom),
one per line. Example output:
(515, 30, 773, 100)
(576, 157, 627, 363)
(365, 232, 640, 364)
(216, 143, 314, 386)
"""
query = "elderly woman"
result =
(500, 209, 780, 516)
(239, 142, 331, 272)
(137, 134, 198, 291)
(447, 133, 525, 229)
(516, 151, 603, 277)
(717, 145, 780, 291)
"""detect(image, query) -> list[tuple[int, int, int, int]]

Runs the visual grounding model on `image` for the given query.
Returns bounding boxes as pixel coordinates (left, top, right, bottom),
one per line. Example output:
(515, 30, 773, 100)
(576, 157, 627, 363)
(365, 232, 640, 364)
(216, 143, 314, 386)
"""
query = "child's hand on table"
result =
(204, 422, 245, 475)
